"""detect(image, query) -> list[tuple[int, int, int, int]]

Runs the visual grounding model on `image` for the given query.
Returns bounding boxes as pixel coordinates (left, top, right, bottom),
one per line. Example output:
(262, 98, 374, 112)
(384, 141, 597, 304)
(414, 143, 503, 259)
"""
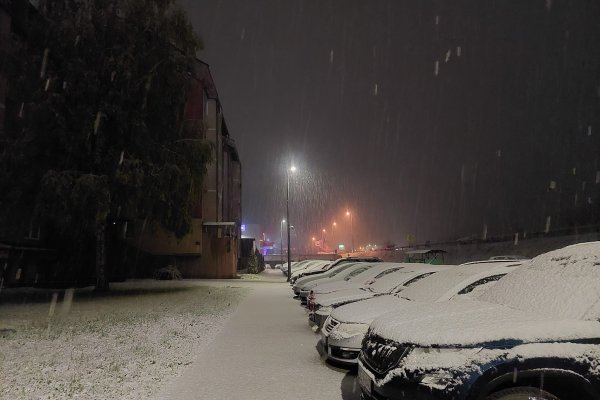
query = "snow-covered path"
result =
(159, 275, 359, 400)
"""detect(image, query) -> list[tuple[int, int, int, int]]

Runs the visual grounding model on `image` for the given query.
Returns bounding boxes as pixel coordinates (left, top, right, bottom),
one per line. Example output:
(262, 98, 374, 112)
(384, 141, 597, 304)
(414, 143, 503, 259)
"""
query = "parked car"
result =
(289, 256, 383, 284)
(358, 242, 600, 400)
(320, 260, 522, 366)
(289, 260, 332, 282)
(309, 264, 451, 329)
(289, 260, 330, 282)
(306, 262, 409, 300)
(281, 259, 311, 276)
(294, 262, 373, 303)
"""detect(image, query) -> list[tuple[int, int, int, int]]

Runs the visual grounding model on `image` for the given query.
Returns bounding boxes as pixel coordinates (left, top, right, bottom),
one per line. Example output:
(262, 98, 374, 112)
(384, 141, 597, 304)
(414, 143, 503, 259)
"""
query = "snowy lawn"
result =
(0, 280, 249, 399)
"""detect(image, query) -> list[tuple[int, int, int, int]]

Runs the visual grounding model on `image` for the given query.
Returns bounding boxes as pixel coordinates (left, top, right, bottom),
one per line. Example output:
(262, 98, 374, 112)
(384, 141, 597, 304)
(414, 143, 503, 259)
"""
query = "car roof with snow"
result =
(299, 263, 371, 289)
(311, 262, 404, 294)
(329, 264, 511, 324)
(398, 260, 524, 302)
(313, 265, 453, 307)
(367, 264, 452, 294)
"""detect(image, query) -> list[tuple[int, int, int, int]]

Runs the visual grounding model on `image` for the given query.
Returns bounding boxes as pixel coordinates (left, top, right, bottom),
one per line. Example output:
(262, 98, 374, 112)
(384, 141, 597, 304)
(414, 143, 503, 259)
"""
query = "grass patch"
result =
(0, 281, 249, 399)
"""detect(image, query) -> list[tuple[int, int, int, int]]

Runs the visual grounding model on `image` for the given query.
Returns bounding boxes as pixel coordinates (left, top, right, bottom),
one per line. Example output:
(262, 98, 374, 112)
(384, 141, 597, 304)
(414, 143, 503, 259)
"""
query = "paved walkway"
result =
(158, 271, 359, 400)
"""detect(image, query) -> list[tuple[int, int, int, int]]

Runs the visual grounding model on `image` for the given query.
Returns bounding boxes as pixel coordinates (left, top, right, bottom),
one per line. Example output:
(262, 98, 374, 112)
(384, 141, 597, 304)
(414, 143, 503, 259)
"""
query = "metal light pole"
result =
(280, 219, 285, 265)
(322, 229, 326, 251)
(331, 222, 337, 251)
(346, 210, 354, 253)
(286, 165, 296, 281)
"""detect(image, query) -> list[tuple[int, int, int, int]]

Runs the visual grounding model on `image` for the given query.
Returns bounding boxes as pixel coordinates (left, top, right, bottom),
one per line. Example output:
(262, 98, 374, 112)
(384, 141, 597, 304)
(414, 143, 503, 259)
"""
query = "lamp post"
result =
(280, 219, 285, 265)
(286, 165, 297, 281)
(322, 229, 326, 251)
(346, 210, 354, 253)
(331, 222, 337, 251)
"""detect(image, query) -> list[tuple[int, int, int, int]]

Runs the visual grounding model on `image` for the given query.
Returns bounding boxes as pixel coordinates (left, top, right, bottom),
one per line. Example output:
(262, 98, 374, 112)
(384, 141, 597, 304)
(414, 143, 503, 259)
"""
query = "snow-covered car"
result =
(358, 242, 600, 400)
(320, 260, 523, 366)
(290, 256, 383, 284)
(289, 260, 330, 282)
(289, 260, 332, 282)
(281, 260, 311, 276)
(309, 265, 451, 329)
(306, 262, 411, 302)
(293, 262, 372, 302)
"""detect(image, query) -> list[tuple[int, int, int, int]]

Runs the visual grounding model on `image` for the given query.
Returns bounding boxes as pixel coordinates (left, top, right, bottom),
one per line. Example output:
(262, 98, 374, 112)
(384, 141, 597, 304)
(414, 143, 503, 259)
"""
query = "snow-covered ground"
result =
(0, 280, 249, 399)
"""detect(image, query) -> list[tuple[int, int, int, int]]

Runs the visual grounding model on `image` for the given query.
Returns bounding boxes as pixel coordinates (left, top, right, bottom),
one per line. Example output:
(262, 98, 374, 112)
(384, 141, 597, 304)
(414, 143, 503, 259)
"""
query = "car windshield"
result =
(326, 263, 357, 277)
(343, 267, 369, 280)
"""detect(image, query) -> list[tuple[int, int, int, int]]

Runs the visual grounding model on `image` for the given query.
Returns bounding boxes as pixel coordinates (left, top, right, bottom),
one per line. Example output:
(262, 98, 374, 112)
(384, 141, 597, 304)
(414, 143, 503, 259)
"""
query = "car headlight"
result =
(417, 372, 454, 390)
(334, 322, 369, 337)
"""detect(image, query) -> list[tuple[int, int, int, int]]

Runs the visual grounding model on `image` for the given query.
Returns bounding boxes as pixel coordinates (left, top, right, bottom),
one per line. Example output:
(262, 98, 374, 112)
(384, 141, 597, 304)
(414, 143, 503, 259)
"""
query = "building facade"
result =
(129, 60, 242, 279)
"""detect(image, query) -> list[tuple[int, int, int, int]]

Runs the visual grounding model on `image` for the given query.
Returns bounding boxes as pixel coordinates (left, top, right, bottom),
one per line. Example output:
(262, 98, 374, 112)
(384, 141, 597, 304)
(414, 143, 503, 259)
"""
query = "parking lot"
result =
(159, 274, 359, 400)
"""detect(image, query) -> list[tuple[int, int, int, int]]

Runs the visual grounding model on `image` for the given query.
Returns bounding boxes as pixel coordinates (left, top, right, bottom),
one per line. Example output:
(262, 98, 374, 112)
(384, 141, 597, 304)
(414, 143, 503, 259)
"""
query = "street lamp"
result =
(322, 228, 326, 250)
(280, 219, 286, 265)
(286, 165, 297, 281)
(346, 210, 354, 252)
(331, 222, 337, 251)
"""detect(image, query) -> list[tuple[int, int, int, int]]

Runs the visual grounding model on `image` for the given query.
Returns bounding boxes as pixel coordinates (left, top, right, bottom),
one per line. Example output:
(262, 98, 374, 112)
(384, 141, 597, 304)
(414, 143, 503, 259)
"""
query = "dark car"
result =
(358, 242, 600, 400)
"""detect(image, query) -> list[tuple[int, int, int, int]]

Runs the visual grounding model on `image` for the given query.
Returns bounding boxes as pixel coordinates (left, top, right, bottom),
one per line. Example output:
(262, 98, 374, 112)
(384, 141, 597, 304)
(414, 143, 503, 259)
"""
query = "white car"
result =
(294, 263, 372, 302)
(309, 265, 451, 329)
(320, 260, 524, 365)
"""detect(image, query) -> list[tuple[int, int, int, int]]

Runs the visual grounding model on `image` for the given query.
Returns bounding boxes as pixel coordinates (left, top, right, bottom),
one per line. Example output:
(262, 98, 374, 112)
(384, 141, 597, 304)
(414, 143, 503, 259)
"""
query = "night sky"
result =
(178, 0, 600, 250)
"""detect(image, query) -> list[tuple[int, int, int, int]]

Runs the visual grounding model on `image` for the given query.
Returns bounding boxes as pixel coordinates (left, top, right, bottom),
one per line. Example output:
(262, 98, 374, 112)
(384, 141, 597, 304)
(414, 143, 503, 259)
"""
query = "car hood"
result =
(369, 299, 600, 347)
(331, 295, 410, 324)
(317, 288, 381, 308)
(312, 281, 363, 294)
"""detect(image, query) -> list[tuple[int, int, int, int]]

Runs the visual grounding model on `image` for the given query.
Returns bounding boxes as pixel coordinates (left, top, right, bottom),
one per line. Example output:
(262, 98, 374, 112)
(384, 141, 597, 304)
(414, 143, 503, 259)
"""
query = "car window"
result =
(402, 272, 436, 287)
(455, 274, 506, 296)
(327, 263, 356, 277)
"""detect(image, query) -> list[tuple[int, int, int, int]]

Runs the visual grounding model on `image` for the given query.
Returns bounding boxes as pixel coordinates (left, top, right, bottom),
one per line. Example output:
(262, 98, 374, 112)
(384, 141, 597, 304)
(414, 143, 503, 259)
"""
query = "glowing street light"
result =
(286, 165, 297, 281)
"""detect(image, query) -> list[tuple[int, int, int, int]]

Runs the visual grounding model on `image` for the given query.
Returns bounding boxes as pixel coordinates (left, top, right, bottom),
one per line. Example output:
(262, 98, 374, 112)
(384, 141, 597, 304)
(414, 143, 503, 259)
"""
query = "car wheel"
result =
(486, 387, 560, 400)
